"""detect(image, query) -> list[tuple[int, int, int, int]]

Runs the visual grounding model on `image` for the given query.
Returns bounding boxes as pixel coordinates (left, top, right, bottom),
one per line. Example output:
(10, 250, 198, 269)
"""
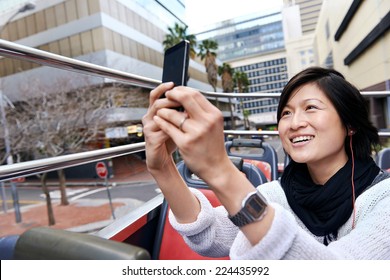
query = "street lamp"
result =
(0, 2, 36, 221)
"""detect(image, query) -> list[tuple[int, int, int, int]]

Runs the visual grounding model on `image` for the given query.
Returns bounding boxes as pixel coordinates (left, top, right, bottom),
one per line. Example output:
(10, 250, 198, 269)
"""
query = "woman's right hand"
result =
(142, 82, 180, 174)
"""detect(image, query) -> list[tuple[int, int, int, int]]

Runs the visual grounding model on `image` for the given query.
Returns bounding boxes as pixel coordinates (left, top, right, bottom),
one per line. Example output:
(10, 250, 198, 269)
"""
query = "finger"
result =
(166, 87, 218, 118)
(149, 82, 174, 106)
(144, 129, 170, 146)
(144, 94, 182, 124)
(156, 108, 188, 129)
(153, 115, 186, 144)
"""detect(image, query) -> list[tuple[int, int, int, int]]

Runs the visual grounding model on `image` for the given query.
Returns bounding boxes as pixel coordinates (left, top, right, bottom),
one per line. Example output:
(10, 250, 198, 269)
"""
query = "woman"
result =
(142, 67, 390, 259)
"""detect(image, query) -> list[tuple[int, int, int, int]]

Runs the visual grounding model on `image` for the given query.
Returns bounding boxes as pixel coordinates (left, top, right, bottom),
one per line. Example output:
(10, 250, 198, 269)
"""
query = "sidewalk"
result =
(0, 156, 155, 237)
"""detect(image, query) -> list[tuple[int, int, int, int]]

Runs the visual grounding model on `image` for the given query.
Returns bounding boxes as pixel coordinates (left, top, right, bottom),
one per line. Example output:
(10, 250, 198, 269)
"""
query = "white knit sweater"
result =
(169, 177, 390, 259)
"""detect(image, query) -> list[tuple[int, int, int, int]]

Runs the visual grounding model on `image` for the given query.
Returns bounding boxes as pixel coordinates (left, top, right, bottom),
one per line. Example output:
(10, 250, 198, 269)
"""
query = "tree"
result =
(2, 78, 112, 225)
(197, 39, 219, 93)
(233, 71, 251, 129)
(163, 22, 197, 59)
(162, 23, 197, 85)
(218, 63, 235, 129)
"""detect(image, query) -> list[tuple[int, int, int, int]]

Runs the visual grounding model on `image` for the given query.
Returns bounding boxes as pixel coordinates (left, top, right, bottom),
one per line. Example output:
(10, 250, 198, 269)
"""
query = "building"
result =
(284, 0, 323, 35)
(0, 0, 233, 153)
(195, 7, 291, 129)
(0, 0, 214, 100)
(193, 1, 324, 129)
(314, 0, 390, 129)
(194, 0, 390, 133)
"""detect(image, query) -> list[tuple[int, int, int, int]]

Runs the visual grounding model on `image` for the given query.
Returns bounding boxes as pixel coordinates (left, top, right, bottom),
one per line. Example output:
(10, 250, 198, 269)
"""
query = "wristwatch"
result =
(229, 190, 268, 227)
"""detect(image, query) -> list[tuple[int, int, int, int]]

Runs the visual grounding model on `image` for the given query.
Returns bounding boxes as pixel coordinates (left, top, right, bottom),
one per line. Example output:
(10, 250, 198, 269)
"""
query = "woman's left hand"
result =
(153, 86, 232, 185)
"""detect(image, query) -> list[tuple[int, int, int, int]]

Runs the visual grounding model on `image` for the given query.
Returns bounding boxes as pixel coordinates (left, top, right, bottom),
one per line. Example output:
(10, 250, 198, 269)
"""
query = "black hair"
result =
(277, 67, 379, 160)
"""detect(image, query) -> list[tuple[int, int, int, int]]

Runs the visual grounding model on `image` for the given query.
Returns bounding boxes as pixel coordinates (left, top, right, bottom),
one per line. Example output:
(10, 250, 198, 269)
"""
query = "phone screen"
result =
(162, 40, 189, 86)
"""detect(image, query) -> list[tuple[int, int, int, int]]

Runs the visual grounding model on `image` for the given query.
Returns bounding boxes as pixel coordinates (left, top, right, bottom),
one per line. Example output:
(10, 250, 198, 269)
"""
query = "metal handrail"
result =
(1, 39, 389, 98)
(0, 39, 160, 89)
(2, 129, 390, 182)
(0, 142, 145, 182)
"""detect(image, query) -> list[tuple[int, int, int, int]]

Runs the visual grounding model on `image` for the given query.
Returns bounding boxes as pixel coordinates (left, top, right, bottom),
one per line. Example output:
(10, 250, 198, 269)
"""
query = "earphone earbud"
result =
(349, 130, 356, 136)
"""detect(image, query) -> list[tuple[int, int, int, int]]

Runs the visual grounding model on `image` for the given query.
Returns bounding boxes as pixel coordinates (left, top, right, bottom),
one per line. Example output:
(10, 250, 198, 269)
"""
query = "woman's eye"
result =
(281, 110, 291, 116)
(306, 105, 318, 110)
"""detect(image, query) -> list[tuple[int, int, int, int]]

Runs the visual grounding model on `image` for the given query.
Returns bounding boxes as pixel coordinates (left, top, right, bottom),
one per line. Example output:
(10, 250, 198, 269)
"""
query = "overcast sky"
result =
(185, 0, 283, 33)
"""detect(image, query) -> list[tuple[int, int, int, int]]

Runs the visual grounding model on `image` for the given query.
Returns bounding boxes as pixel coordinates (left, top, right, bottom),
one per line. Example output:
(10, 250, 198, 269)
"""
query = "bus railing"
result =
(2, 129, 390, 183)
(1, 39, 389, 99)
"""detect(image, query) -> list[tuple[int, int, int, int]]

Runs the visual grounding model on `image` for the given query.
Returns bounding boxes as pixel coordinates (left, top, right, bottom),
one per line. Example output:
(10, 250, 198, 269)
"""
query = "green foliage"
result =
(218, 62, 234, 76)
(197, 39, 218, 60)
(162, 23, 197, 58)
(233, 71, 249, 93)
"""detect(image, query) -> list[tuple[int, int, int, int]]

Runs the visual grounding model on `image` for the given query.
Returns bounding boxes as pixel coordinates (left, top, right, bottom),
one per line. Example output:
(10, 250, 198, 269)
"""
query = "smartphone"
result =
(161, 40, 189, 111)
(162, 40, 190, 86)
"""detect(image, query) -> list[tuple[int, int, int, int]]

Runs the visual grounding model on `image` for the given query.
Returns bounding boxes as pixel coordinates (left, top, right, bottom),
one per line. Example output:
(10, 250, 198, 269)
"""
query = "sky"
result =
(185, 0, 284, 34)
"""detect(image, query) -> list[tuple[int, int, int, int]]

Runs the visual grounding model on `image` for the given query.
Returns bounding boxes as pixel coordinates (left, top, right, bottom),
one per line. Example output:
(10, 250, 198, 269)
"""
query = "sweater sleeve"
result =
(169, 187, 238, 258)
(230, 203, 344, 259)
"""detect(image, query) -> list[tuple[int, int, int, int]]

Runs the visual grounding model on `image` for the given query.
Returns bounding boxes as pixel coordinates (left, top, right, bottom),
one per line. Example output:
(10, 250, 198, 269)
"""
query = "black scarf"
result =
(281, 158, 379, 245)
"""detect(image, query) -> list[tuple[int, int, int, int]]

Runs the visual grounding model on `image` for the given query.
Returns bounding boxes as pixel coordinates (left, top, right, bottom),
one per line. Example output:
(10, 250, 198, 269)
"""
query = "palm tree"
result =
(233, 71, 250, 129)
(163, 23, 197, 59)
(218, 63, 235, 129)
(197, 39, 219, 92)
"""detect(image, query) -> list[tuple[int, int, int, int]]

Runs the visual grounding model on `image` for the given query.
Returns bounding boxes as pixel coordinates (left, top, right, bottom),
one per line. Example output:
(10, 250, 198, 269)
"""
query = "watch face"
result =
(245, 194, 266, 219)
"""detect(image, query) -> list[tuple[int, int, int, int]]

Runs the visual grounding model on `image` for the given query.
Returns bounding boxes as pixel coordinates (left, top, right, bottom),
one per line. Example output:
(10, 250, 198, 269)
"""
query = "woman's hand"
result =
(142, 82, 182, 174)
(152, 86, 232, 186)
(142, 83, 202, 223)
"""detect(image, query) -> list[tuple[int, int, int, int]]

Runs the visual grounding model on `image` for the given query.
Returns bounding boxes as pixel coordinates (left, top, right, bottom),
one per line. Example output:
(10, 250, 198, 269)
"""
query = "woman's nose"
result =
(290, 111, 308, 130)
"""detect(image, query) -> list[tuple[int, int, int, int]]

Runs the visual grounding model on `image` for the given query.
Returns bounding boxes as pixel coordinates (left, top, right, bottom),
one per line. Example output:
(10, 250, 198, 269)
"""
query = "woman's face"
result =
(278, 83, 348, 169)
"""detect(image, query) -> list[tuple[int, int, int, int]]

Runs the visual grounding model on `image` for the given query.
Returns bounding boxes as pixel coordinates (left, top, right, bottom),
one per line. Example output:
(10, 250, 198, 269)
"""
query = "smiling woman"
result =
(143, 66, 390, 259)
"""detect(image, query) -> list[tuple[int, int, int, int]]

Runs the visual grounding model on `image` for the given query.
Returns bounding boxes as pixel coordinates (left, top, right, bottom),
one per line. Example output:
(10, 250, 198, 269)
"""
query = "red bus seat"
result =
(225, 138, 279, 180)
(243, 159, 272, 181)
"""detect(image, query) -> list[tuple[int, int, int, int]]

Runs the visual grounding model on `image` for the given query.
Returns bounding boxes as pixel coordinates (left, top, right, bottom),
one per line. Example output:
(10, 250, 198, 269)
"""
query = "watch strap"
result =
(229, 190, 268, 227)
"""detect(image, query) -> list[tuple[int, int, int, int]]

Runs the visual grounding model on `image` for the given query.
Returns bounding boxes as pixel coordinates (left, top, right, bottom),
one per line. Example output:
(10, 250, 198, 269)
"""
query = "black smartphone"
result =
(161, 40, 189, 111)
(162, 40, 190, 86)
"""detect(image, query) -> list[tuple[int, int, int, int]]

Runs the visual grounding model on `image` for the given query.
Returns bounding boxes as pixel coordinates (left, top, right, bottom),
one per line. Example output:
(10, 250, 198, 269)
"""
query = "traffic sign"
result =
(11, 177, 25, 183)
(95, 161, 108, 179)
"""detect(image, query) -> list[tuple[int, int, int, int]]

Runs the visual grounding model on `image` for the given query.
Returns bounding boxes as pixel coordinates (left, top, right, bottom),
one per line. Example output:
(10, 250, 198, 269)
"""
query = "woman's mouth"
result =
(291, 135, 314, 144)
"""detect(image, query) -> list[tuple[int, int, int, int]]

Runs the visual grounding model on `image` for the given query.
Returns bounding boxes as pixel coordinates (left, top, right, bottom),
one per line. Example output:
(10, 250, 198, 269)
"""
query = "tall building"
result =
(314, 0, 390, 129)
(196, 10, 285, 62)
(0, 0, 211, 105)
(193, 1, 325, 129)
(284, 0, 323, 35)
(195, 8, 290, 128)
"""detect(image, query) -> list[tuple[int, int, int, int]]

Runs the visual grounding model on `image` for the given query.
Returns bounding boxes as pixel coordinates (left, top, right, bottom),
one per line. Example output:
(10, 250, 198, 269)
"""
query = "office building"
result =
(314, 0, 390, 129)
(0, 0, 213, 115)
(195, 8, 290, 128)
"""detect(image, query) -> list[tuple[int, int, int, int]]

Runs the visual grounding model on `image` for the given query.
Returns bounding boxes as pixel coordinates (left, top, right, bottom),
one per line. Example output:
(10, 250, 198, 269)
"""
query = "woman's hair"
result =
(277, 66, 379, 160)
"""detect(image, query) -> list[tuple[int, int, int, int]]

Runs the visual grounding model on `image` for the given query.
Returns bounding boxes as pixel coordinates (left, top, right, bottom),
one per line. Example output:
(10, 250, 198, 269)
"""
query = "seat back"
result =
(153, 157, 267, 260)
(9, 227, 150, 260)
(376, 148, 390, 171)
(225, 138, 279, 180)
